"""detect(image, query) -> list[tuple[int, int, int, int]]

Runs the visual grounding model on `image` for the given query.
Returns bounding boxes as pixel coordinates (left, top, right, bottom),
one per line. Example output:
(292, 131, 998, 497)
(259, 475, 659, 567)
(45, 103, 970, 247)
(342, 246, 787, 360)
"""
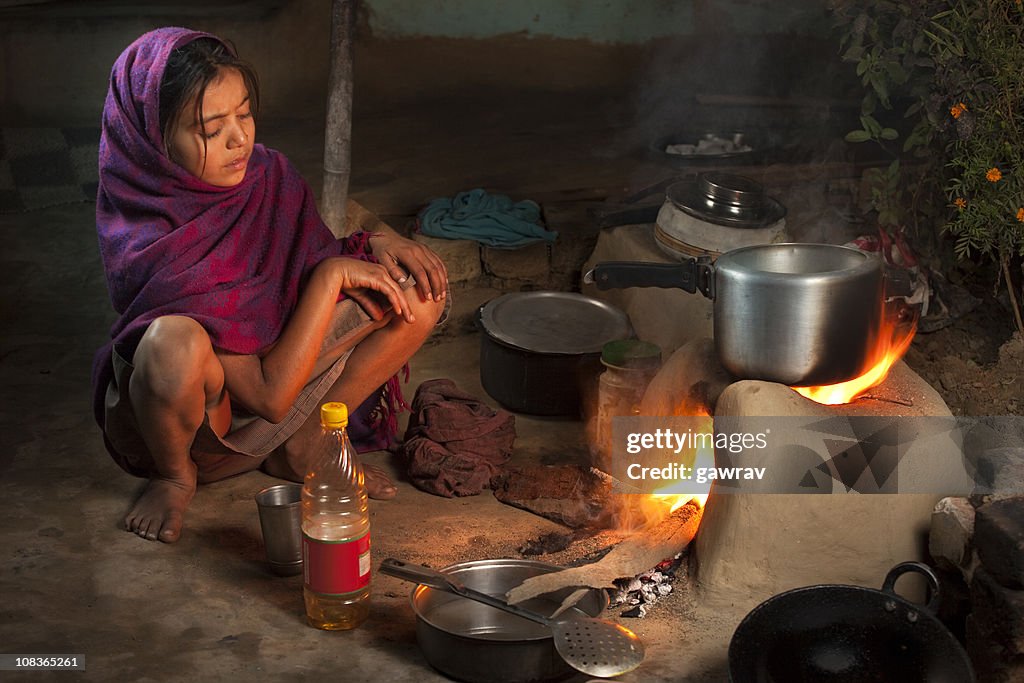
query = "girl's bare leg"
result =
(126, 316, 229, 542)
(263, 293, 445, 498)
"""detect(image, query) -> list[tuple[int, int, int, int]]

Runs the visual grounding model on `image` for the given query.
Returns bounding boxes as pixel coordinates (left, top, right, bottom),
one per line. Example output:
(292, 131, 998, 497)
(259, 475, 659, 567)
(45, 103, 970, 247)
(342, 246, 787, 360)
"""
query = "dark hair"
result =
(159, 37, 260, 158)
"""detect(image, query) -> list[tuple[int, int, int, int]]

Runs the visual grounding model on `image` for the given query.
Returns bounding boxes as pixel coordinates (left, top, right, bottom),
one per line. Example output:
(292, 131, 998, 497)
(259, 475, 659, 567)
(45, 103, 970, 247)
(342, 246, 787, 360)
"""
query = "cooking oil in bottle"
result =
(301, 402, 371, 630)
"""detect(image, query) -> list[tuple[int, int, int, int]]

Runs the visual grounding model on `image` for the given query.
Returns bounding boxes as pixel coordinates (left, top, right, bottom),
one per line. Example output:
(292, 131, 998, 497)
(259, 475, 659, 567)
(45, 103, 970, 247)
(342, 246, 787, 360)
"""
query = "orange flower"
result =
(954, 197, 967, 210)
(1017, 207, 1024, 222)
(987, 167, 1003, 182)
(950, 102, 968, 119)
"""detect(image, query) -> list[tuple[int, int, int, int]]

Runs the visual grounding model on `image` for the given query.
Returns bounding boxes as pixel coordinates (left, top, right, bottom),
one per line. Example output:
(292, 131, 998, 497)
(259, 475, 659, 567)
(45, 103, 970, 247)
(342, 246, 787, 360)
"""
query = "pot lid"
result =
(479, 292, 632, 355)
(666, 175, 786, 228)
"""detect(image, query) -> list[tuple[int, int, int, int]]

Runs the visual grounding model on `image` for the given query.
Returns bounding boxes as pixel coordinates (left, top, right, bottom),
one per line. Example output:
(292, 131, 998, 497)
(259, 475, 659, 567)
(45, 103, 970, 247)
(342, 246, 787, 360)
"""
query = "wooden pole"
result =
(321, 0, 356, 236)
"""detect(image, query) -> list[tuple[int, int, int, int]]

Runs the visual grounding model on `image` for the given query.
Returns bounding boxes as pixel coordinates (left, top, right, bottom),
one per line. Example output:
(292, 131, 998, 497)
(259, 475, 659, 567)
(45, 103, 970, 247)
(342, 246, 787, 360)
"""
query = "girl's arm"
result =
(215, 256, 412, 423)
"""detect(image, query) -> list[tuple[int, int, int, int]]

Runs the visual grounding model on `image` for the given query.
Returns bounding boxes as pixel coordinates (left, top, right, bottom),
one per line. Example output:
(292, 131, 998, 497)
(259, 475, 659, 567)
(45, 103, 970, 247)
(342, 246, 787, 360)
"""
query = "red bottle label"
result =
(302, 530, 371, 596)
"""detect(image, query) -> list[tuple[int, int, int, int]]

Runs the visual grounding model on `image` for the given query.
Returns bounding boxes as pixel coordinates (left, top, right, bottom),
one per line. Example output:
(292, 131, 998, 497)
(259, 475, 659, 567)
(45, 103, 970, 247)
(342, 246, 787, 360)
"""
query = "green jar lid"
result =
(601, 339, 662, 369)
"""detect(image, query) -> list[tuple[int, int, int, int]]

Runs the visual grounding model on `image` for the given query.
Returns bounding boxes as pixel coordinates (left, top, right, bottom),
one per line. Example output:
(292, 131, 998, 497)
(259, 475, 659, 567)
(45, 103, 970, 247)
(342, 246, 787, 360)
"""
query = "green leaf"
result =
(860, 115, 883, 136)
(845, 130, 873, 143)
(868, 75, 890, 106)
(881, 128, 899, 140)
(884, 61, 908, 83)
(861, 92, 877, 116)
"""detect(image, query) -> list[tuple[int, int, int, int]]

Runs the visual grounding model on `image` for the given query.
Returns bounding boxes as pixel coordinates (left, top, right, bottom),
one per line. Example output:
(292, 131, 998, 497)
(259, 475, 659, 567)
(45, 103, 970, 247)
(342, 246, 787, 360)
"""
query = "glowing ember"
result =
(793, 313, 917, 405)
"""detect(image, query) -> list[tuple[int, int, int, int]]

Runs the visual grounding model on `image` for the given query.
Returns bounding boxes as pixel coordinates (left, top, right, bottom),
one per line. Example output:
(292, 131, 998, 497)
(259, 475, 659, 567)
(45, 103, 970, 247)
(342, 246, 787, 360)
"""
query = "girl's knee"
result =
(133, 316, 217, 397)
(407, 294, 447, 334)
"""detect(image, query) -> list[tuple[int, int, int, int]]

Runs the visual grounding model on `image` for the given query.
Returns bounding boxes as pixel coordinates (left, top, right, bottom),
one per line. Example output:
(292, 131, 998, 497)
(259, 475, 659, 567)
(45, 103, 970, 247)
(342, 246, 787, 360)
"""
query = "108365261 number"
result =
(1, 655, 85, 670)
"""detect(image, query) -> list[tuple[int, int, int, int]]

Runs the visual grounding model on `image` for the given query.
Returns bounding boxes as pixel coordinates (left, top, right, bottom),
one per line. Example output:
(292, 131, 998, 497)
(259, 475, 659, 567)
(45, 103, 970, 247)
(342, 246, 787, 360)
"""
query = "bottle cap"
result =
(601, 339, 662, 370)
(320, 402, 348, 428)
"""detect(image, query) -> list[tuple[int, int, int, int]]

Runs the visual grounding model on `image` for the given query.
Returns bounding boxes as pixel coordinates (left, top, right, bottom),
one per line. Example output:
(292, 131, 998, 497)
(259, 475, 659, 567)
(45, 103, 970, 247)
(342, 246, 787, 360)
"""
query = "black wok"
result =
(728, 562, 974, 682)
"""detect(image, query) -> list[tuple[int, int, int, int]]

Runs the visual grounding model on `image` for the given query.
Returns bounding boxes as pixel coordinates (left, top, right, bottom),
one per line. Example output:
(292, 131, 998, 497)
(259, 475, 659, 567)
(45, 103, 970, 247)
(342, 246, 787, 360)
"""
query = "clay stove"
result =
(581, 217, 973, 610)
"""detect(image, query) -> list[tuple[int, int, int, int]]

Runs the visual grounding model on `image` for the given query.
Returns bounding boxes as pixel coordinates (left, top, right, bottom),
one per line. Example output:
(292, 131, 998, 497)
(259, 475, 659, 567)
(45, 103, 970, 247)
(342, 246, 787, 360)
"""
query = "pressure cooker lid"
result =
(479, 292, 632, 355)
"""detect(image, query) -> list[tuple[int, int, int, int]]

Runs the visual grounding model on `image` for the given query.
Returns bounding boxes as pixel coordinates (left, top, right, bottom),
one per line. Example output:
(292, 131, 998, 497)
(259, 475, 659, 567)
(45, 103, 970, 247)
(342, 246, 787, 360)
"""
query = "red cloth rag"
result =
(402, 379, 516, 497)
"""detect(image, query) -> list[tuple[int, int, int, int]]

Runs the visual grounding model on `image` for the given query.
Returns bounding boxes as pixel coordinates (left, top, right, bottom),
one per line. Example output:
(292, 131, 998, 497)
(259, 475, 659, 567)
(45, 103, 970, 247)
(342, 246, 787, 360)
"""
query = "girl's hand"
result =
(323, 256, 414, 323)
(368, 232, 449, 303)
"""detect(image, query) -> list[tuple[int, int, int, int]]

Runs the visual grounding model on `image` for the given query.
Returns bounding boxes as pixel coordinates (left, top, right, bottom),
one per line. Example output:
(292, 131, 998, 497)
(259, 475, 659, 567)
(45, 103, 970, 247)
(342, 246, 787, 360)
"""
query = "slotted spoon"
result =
(380, 558, 644, 678)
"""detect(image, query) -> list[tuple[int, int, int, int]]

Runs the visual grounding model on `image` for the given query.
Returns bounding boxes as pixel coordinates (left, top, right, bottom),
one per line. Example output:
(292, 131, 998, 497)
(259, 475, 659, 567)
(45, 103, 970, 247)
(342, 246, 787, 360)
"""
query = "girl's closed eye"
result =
(203, 127, 223, 140)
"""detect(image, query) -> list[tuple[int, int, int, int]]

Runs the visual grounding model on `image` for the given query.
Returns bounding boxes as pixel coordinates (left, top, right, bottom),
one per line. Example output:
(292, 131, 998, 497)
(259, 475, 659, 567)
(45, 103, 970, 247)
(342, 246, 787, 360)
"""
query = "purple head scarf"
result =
(91, 28, 376, 433)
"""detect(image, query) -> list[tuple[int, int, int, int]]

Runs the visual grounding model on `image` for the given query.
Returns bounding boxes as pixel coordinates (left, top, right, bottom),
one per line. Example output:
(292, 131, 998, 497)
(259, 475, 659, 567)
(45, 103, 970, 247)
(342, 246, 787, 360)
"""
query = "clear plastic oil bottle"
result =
(301, 402, 371, 630)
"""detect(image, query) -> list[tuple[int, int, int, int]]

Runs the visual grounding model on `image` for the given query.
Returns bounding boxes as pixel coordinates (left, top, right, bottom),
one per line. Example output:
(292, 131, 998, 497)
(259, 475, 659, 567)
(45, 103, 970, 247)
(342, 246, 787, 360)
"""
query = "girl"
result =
(92, 27, 448, 543)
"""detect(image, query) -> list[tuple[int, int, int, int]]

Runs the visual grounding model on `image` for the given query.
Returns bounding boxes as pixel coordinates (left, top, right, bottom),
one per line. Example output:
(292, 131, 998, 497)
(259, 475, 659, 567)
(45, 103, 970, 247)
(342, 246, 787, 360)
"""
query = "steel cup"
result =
(254, 483, 303, 576)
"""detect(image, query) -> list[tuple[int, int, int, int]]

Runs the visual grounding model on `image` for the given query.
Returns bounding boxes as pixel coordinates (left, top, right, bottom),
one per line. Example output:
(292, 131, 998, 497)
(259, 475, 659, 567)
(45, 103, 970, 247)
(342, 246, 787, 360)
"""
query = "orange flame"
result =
(793, 314, 917, 405)
(611, 407, 712, 533)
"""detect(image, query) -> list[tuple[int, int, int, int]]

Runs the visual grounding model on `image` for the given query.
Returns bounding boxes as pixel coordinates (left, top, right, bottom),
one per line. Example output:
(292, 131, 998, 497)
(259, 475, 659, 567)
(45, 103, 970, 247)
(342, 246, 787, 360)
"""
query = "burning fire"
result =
(645, 411, 714, 513)
(793, 311, 917, 406)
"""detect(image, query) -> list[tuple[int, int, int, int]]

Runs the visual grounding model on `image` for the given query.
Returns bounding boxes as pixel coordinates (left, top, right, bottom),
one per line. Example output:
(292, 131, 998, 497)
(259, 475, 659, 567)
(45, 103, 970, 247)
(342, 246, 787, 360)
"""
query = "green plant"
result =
(831, 0, 1024, 334)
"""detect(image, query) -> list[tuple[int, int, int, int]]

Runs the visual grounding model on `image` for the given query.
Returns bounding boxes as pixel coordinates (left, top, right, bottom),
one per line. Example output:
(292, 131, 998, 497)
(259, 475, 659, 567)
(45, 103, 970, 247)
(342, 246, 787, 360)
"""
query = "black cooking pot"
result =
(476, 292, 632, 416)
(728, 562, 974, 682)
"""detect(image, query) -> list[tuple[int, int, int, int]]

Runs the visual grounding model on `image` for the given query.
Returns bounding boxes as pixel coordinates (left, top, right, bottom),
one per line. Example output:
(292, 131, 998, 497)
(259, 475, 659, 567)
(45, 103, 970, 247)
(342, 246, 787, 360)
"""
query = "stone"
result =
(971, 568, 1024, 655)
(929, 496, 976, 574)
(411, 232, 481, 284)
(969, 446, 1024, 505)
(966, 614, 1024, 682)
(975, 497, 1024, 589)
(481, 242, 550, 281)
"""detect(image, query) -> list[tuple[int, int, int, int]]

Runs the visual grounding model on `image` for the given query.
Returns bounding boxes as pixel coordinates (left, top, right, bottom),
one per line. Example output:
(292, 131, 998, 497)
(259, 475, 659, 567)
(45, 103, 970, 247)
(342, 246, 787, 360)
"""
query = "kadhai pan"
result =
(728, 562, 974, 682)
(585, 243, 890, 387)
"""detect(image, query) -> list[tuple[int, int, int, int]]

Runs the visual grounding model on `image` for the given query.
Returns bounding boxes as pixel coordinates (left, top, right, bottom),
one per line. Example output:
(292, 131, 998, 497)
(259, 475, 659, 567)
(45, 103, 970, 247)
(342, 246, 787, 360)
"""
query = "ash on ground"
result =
(610, 552, 686, 618)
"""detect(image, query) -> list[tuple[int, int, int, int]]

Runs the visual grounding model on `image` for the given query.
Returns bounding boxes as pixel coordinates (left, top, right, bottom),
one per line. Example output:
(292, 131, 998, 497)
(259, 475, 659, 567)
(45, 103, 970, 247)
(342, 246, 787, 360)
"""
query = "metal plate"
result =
(666, 179, 786, 228)
(478, 292, 631, 355)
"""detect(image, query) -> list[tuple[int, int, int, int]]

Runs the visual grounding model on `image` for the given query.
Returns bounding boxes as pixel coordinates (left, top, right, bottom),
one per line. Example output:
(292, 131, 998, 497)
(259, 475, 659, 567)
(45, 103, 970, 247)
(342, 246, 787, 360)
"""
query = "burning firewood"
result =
(505, 501, 703, 604)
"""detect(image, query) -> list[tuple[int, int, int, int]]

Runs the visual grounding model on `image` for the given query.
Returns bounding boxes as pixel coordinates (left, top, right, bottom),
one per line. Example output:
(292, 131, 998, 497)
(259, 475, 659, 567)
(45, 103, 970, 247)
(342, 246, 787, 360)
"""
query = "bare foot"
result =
(364, 463, 397, 500)
(124, 472, 197, 543)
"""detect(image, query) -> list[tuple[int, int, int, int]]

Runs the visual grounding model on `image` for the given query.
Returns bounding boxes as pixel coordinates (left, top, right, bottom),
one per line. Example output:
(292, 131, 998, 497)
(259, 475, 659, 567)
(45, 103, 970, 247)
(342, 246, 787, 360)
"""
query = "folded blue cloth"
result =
(418, 188, 558, 248)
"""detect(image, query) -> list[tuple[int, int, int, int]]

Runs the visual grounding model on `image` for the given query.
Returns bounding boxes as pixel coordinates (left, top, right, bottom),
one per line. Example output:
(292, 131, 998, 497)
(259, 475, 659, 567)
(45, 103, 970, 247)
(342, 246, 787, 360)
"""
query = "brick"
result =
(972, 568, 1024, 655)
(975, 497, 1024, 589)
(411, 232, 481, 285)
(481, 241, 550, 280)
(929, 496, 976, 573)
(442, 286, 504, 337)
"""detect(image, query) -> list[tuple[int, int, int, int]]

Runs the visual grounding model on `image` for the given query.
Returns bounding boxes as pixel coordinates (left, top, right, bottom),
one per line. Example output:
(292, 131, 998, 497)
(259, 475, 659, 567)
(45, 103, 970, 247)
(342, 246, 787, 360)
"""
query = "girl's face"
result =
(167, 68, 254, 187)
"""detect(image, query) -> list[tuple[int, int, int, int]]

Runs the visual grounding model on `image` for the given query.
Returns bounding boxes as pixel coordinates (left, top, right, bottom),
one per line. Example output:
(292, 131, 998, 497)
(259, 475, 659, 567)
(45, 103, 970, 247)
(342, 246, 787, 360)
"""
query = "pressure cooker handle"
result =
(881, 561, 941, 615)
(584, 256, 715, 299)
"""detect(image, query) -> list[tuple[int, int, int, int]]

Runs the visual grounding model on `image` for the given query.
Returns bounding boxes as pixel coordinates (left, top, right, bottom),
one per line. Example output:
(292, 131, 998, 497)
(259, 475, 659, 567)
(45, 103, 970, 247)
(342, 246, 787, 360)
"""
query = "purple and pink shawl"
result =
(92, 27, 403, 453)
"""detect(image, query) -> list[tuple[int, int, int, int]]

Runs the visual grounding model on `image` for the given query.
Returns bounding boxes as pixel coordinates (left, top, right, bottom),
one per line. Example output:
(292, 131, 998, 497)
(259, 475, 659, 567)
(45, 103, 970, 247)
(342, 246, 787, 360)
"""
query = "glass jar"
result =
(593, 340, 662, 472)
